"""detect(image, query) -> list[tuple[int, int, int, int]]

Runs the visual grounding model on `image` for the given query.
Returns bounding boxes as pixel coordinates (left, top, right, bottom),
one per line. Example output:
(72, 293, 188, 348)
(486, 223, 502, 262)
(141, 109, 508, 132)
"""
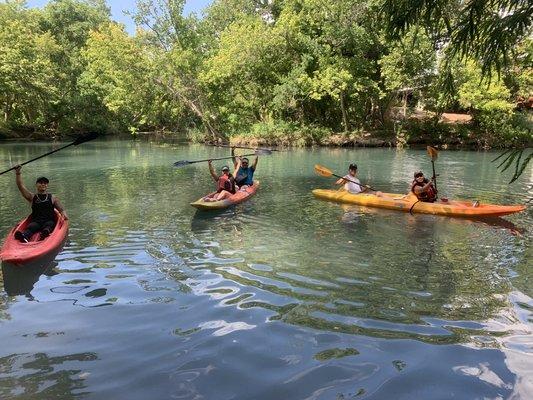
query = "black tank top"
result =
(31, 194, 55, 222)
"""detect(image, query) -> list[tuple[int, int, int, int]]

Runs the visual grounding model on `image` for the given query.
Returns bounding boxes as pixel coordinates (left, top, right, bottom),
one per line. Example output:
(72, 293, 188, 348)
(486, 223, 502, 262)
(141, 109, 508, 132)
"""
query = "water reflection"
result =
(0, 352, 97, 399)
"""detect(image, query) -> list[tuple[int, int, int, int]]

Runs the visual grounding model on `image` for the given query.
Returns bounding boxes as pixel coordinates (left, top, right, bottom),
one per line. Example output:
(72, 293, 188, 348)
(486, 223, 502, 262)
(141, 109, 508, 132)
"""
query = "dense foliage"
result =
(0, 0, 531, 148)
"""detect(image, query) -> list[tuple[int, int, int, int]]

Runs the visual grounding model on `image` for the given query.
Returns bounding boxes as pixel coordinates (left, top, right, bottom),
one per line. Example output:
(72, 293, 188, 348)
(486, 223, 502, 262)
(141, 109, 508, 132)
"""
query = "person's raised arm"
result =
(53, 196, 69, 220)
(14, 166, 33, 202)
(233, 157, 242, 177)
(208, 160, 218, 182)
(252, 155, 258, 170)
(231, 147, 238, 168)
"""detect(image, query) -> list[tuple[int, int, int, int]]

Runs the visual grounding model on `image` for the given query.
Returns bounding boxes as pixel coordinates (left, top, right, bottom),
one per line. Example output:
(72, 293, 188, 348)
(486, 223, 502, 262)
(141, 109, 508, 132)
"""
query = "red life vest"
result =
(411, 179, 437, 202)
(217, 175, 236, 194)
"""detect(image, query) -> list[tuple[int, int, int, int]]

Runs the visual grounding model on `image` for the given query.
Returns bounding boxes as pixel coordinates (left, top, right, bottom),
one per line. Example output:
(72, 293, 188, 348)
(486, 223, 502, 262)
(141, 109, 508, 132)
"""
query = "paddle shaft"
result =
(0, 133, 98, 176)
(0, 142, 76, 176)
(212, 144, 279, 152)
(431, 160, 438, 192)
(187, 153, 258, 165)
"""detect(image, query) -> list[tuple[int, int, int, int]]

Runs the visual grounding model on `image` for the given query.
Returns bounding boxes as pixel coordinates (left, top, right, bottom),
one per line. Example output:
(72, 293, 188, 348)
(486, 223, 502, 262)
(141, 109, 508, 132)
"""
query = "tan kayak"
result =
(191, 181, 260, 210)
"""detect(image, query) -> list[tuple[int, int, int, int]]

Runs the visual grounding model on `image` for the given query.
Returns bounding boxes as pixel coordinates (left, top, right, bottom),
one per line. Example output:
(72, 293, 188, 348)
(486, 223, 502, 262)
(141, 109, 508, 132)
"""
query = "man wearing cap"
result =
(232, 147, 258, 188)
(335, 163, 368, 194)
(13, 165, 68, 242)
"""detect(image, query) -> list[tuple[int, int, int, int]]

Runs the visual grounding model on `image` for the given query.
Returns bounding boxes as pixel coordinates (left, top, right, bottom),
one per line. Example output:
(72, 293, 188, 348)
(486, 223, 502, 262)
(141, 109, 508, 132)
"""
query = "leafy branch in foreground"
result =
(492, 148, 532, 183)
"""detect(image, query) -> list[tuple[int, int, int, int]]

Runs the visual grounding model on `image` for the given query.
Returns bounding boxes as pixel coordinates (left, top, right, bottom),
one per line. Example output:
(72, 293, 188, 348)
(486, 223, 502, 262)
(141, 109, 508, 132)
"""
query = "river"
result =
(0, 140, 531, 399)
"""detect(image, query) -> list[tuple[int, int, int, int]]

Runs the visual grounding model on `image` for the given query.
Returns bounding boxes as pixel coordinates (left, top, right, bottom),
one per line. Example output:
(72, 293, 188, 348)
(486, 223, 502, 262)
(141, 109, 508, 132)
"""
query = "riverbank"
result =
(2, 121, 531, 150)
(196, 125, 532, 150)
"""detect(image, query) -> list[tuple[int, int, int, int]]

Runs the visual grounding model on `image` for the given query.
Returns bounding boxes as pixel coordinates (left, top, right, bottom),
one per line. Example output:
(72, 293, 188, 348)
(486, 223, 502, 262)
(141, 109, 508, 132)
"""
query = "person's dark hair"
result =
(36, 177, 49, 184)
(221, 166, 230, 172)
(349, 163, 357, 171)
(414, 171, 424, 178)
(242, 158, 249, 163)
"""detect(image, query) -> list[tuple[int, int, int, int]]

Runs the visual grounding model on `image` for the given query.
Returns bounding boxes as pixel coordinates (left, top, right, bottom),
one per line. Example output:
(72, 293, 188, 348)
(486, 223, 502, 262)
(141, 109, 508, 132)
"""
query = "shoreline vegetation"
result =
(0, 0, 531, 151)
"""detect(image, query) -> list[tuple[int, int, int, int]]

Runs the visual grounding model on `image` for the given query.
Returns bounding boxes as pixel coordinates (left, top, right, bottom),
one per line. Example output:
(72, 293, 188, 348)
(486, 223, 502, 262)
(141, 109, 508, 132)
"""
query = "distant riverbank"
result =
(2, 123, 531, 150)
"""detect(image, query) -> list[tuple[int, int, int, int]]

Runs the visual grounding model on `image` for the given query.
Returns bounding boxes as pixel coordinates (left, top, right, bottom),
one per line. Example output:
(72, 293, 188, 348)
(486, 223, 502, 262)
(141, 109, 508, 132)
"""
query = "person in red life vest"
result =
(411, 171, 437, 202)
(13, 165, 69, 242)
(203, 158, 241, 202)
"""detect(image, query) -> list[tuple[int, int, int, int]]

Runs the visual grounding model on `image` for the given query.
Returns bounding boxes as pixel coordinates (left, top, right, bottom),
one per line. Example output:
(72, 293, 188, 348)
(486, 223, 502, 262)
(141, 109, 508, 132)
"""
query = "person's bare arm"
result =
(335, 177, 346, 185)
(14, 166, 33, 202)
(233, 157, 242, 177)
(208, 160, 218, 182)
(231, 147, 238, 168)
(252, 155, 258, 170)
(53, 196, 69, 220)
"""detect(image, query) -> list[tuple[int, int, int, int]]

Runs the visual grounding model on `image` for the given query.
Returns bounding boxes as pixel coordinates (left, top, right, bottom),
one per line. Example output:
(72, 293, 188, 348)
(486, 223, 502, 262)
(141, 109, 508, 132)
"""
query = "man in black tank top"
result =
(13, 166, 68, 242)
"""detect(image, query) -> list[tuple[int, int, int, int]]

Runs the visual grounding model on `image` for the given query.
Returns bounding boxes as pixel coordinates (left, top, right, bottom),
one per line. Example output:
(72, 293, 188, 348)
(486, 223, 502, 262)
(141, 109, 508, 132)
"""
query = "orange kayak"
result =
(312, 189, 526, 218)
(191, 181, 260, 210)
(0, 210, 69, 265)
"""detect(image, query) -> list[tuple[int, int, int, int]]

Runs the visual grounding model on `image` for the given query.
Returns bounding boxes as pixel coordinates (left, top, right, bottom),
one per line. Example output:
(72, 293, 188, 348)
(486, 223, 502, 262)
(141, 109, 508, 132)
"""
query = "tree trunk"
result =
(154, 77, 225, 141)
(402, 92, 408, 117)
(340, 91, 349, 133)
(4, 96, 12, 122)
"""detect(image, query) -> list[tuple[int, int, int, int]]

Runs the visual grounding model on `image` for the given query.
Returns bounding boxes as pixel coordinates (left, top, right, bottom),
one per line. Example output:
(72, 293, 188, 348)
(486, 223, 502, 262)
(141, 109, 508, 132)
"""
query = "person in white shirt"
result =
(335, 163, 368, 194)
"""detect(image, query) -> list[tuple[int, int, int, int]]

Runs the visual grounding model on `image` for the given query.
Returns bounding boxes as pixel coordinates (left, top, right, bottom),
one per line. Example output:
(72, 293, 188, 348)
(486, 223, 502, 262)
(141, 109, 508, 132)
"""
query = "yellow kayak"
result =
(312, 189, 526, 218)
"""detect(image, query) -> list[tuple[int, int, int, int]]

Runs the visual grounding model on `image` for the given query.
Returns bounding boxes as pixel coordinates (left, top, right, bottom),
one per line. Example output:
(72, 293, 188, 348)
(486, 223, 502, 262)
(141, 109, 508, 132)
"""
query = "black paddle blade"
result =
(73, 132, 99, 145)
(173, 160, 192, 167)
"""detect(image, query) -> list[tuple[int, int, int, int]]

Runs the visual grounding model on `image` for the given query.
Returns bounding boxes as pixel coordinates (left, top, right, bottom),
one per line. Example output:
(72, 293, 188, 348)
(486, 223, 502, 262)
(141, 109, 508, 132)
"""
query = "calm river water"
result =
(0, 140, 531, 399)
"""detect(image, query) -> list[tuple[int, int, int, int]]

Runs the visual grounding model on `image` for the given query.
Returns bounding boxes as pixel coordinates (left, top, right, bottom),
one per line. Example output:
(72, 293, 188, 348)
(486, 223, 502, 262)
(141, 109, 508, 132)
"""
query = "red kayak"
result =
(0, 210, 69, 265)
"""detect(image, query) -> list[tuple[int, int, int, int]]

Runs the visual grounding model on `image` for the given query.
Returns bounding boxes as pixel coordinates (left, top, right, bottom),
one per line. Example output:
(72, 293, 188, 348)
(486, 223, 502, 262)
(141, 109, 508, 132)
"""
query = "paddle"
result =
(173, 149, 272, 168)
(314, 164, 377, 191)
(0, 132, 99, 176)
(210, 143, 281, 152)
(426, 146, 438, 192)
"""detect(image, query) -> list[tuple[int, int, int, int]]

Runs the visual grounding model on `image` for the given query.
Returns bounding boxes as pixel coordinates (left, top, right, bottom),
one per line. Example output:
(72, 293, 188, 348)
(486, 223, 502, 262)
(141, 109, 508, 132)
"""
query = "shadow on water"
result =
(190, 205, 255, 235)
(1, 261, 59, 297)
(339, 204, 526, 236)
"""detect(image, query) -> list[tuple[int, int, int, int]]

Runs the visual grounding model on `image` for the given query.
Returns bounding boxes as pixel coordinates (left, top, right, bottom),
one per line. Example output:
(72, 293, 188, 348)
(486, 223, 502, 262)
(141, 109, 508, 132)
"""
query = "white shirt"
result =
(343, 175, 363, 194)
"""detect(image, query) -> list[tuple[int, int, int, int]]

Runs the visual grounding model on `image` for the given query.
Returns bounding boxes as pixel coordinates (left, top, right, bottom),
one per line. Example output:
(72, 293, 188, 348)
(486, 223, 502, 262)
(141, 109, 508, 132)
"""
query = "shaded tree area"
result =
(0, 0, 531, 148)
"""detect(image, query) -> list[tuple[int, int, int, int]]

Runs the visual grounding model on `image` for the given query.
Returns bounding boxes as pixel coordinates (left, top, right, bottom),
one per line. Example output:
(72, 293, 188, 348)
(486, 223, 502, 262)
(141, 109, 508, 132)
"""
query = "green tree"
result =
(380, 0, 533, 77)
(80, 23, 159, 133)
(134, 0, 223, 140)
(38, 0, 111, 132)
(202, 15, 290, 130)
(0, 1, 60, 130)
(379, 27, 436, 117)
(458, 60, 529, 147)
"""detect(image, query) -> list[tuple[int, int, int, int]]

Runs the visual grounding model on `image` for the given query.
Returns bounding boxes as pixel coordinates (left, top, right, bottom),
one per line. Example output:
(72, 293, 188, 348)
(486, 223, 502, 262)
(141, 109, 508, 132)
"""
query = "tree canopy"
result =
(0, 0, 530, 152)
